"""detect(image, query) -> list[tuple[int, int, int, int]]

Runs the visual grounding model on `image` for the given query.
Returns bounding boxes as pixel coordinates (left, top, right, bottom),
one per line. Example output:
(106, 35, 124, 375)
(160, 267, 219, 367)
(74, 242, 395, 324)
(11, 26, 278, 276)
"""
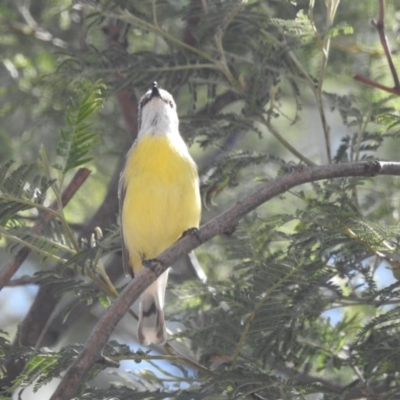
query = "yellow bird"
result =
(119, 82, 201, 345)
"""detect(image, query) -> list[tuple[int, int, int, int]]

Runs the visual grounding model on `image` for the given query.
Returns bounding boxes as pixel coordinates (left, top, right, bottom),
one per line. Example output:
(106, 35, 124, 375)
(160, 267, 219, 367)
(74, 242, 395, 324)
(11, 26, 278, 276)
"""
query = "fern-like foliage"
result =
(54, 80, 105, 174)
(0, 80, 106, 266)
(0, 161, 53, 227)
(3, 0, 400, 399)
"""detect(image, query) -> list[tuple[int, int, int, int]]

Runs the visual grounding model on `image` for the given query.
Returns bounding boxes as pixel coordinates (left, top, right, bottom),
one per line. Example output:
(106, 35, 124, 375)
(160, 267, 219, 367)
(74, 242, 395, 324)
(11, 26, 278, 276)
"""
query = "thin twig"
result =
(110, 9, 244, 94)
(373, 0, 400, 88)
(5, 275, 39, 286)
(277, 363, 390, 400)
(260, 26, 331, 162)
(0, 168, 91, 291)
(354, 0, 400, 95)
(151, 0, 159, 28)
(256, 116, 315, 166)
(354, 75, 400, 95)
(0, 231, 67, 263)
(232, 263, 301, 368)
(50, 160, 400, 400)
(308, 0, 339, 163)
(163, 342, 211, 375)
(12, 4, 68, 48)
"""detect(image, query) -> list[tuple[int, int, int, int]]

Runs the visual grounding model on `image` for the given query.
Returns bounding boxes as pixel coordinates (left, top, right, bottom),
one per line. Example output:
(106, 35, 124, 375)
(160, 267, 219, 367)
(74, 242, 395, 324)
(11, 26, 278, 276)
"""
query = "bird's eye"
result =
(168, 101, 173, 108)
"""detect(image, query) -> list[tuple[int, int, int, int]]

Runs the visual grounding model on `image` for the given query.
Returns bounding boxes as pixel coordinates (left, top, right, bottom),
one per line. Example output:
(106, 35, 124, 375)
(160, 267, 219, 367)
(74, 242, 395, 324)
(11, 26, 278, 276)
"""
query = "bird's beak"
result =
(150, 82, 161, 99)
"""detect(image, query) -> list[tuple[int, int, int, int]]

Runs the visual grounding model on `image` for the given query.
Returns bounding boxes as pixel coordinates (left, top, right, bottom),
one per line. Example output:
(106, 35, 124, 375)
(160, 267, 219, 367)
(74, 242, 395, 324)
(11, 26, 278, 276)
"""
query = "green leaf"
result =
(99, 295, 112, 308)
(55, 80, 105, 174)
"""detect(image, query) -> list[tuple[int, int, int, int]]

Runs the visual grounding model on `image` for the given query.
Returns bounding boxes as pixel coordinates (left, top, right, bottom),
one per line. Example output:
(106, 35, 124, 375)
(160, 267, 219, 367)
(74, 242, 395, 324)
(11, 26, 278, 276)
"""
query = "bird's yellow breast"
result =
(122, 134, 201, 272)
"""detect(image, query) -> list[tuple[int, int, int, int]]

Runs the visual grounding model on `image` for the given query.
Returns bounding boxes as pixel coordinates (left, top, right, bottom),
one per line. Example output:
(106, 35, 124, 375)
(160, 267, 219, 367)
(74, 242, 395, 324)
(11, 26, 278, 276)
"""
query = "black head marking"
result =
(150, 82, 161, 99)
(139, 82, 175, 115)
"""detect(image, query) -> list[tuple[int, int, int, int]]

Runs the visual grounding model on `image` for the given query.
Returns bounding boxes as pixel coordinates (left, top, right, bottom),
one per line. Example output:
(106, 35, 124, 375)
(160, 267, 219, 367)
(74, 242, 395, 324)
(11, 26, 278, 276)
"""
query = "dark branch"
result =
(104, 20, 139, 142)
(50, 160, 400, 400)
(182, 0, 207, 47)
(0, 168, 90, 392)
(373, 0, 400, 88)
(0, 168, 91, 291)
(354, 0, 400, 94)
(354, 74, 400, 95)
(5, 275, 38, 286)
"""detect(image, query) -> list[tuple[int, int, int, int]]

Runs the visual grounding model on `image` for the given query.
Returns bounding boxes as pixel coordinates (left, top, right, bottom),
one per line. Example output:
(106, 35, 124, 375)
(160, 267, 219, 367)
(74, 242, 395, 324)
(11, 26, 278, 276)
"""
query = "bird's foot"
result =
(181, 227, 202, 243)
(143, 258, 167, 277)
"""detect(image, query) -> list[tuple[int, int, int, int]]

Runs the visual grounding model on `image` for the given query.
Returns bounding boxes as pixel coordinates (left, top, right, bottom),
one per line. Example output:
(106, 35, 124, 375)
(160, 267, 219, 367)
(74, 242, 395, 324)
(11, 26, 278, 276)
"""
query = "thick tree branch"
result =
(50, 160, 400, 400)
(0, 168, 91, 291)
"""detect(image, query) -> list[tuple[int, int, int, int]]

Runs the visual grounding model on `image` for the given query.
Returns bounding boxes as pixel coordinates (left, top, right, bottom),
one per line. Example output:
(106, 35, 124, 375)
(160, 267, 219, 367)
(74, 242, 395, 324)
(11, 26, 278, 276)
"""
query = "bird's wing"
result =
(118, 172, 134, 277)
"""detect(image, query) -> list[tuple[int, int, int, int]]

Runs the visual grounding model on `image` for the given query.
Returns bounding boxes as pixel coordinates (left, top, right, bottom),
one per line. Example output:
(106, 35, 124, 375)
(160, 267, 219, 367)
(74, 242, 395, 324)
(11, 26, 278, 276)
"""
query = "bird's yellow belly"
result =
(122, 135, 201, 273)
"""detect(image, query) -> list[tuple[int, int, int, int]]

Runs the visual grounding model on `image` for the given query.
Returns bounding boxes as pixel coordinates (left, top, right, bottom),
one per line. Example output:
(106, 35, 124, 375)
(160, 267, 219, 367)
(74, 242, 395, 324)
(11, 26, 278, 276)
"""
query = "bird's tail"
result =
(137, 269, 169, 345)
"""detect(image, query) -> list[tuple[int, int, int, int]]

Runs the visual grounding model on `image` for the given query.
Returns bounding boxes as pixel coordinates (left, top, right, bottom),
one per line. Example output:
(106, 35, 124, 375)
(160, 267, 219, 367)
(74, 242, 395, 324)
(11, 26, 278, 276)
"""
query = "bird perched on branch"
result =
(119, 82, 201, 345)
